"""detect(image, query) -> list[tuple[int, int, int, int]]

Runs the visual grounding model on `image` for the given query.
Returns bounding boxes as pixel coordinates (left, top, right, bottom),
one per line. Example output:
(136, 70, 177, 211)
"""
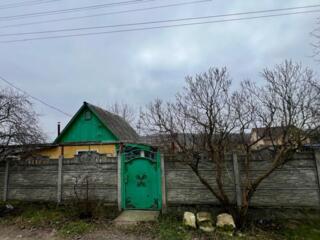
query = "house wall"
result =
(1, 151, 320, 208)
(56, 106, 118, 143)
(37, 144, 116, 159)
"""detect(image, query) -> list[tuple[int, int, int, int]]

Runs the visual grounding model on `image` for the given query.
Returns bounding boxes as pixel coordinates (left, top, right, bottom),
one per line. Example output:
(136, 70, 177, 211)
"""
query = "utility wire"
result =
(0, 0, 211, 29)
(0, 0, 161, 21)
(1, 6, 320, 40)
(0, 75, 72, 117)
(2, 9, 320, 43)
(0, 0, 61, 10)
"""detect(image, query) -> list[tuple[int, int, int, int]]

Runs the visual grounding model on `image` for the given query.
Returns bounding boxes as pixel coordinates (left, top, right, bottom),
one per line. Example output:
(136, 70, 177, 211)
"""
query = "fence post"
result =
(314, 150, 320, 206)
(3, 160, 9, 202)
(232, 153, 242, 208)
(57, 155, 63, 204)
(160, 154, 167, 213)
(117, 152, 122, 211)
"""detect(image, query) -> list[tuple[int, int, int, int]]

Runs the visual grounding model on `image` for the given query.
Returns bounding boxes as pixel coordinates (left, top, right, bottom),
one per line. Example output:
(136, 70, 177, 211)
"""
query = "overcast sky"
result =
(0, 0, 319, 141)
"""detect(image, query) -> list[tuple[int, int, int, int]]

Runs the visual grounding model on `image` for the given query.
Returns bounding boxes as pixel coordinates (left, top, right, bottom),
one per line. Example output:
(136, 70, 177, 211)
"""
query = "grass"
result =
(1, 202, 320, 239)
(157, 214, 193, 240)
(118, 214, 194, 240)
(146, 211, 320, 240)
(280, 218, 320, 240)
(0, 200, 116, 239)
(17, 207, 65, 227)
(58, 220, 95, 238)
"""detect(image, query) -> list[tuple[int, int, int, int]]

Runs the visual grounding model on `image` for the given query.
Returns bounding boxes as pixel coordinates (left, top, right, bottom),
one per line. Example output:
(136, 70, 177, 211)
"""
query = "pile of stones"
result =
(183, 212, 236, 234)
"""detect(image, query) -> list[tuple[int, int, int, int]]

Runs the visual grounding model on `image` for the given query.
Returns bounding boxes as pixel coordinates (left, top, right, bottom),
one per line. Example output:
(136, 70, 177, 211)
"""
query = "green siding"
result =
(57, 107, 118, 143)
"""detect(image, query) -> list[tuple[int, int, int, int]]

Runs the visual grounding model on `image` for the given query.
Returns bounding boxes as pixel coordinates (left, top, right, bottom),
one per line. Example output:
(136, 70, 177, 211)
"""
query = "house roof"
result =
(54, 102, 139, 143)
(251, 127, 284, 139)
(86, 102, 139, 142)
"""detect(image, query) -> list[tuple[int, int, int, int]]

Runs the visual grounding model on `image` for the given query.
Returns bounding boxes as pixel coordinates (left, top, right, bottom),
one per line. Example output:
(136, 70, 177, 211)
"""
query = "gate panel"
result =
(121, 146, 162, 210)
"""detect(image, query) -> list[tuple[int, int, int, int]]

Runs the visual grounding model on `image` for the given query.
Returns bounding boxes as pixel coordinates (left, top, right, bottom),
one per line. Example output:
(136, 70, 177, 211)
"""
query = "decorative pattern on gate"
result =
(136, 174, 147, 187)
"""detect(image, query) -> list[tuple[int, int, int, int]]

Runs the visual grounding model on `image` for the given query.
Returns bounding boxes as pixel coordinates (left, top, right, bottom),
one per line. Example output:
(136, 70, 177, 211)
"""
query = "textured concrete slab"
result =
(114, 210, 159, 225)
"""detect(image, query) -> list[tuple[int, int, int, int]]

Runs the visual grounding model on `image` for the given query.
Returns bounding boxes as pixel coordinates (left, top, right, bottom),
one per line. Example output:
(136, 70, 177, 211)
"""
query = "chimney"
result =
(57, 122, 61, 136)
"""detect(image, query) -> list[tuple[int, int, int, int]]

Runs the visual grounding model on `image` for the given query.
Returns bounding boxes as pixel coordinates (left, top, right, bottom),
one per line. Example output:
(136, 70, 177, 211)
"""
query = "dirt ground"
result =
(0, 225, 154, 240)
(0, 225, 59, 240)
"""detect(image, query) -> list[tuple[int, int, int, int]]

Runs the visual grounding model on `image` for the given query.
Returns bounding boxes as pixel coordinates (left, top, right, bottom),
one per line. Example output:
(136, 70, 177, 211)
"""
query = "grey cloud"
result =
(0, 0, 318, 140)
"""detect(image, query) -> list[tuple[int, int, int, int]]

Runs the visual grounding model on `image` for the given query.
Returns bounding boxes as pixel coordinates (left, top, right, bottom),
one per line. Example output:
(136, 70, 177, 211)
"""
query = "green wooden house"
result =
(38, 102, 164, 211)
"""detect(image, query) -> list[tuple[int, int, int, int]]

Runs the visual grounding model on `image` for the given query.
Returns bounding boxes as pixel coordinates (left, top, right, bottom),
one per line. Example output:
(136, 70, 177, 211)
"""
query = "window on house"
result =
(84, 111, 92, 120)
(77, 150, 98, 155)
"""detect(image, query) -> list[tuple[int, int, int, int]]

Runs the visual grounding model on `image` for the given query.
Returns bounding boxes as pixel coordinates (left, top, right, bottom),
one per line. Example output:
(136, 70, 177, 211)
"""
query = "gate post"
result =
(117, 152, 122, 211)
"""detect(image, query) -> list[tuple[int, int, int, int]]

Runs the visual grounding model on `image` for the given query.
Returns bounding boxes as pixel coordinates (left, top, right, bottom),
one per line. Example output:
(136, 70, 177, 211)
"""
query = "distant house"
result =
(141, 132, 251, 153)
(250, 126, 310, 149)
(142, 126, 311, 153)
(250, 127, 284, 149)
(38, 102, 139, 159)
(141, 134, 176, 153)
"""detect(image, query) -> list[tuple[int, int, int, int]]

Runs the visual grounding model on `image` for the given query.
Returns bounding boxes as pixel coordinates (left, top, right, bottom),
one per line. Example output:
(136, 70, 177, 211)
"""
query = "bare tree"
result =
(140, 61, 320, 228)
(107, 102, 136, 125)
(0, 88, 45, 162)
(140, 67, 236, 209)
(232, 60, 320, 225)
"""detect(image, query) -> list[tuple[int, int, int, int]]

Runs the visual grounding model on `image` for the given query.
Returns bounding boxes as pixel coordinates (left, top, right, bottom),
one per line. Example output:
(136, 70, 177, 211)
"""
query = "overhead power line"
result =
(0, 0, 61, 10)
(0, 0, 161, 21)
(0, 0, 211, 29)
(0, 75, 72, 117)
(1, 6, 320, 42)
(0, 4, 319, 37)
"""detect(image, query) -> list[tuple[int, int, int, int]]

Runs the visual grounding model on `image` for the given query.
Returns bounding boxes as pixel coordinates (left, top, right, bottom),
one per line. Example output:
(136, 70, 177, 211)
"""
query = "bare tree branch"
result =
(107, 102, 136, 126)
(0, 88, 46, 162)
(140, 61, 320, 228)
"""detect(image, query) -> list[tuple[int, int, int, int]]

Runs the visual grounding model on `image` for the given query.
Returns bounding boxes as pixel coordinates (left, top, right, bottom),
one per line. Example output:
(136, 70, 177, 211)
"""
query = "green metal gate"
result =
(121, 145, 162, 210)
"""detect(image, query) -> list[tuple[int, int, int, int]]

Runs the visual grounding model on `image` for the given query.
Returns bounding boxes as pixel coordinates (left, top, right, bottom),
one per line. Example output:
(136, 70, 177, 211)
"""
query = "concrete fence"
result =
(0, 154, 118, 203)
(165, 151, 320, 207)
(0, 151, 320, 208)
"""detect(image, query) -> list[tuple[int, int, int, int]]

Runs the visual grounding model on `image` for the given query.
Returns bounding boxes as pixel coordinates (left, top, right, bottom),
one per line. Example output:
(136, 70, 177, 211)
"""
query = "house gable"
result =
(55, 104, 118, 144)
